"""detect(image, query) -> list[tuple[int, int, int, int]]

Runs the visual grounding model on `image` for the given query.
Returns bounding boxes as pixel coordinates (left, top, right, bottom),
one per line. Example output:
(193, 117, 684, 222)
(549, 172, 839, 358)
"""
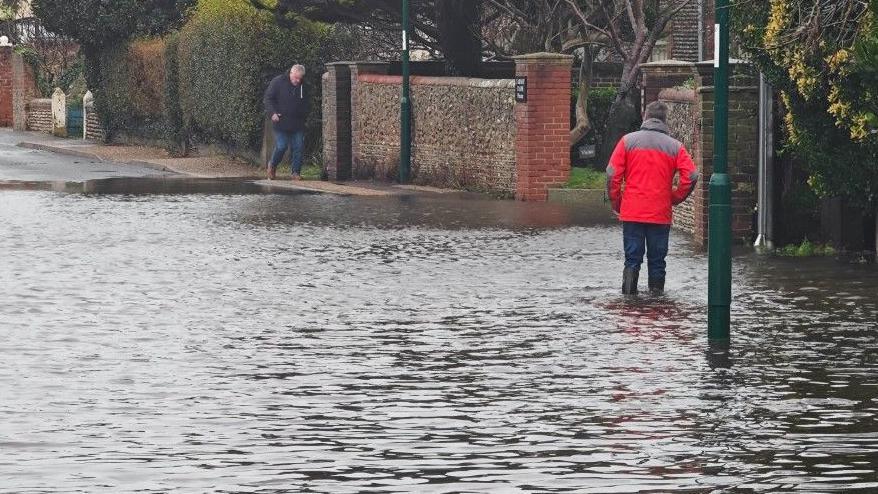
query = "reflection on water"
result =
(0, 185, 876, 493)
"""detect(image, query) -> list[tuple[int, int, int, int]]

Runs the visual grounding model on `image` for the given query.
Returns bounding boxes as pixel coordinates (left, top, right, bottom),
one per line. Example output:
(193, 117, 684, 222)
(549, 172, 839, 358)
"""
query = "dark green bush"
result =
(587, 87, 617, 157)
(93, 38, 168, 141)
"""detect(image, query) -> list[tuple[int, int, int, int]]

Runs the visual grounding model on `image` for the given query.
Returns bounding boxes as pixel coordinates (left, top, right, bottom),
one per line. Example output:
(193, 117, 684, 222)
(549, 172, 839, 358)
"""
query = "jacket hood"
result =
(641, 118, 670, 135)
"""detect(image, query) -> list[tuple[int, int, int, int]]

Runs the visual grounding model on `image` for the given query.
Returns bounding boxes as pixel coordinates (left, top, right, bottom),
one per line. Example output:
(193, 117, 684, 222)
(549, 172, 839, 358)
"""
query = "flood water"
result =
(1, 178, 877, 493)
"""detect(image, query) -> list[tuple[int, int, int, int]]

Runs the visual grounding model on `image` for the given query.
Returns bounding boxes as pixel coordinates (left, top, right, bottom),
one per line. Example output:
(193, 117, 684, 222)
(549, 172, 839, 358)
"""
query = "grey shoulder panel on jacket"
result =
(623, 130, 682, 158)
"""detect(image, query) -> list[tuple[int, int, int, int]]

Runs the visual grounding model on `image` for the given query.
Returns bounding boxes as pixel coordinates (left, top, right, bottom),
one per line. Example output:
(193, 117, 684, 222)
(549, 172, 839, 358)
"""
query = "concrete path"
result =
(254, 180, 400, 197)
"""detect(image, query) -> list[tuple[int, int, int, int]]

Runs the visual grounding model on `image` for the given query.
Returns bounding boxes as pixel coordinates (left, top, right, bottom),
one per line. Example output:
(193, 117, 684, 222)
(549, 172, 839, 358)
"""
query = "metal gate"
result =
(67, 106, 83, 139)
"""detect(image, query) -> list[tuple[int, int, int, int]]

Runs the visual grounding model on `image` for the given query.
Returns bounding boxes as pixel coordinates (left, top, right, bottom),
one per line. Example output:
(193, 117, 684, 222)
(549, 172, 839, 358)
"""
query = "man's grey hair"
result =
(644, 101, 668, 123)
(290, 64, 306, 76)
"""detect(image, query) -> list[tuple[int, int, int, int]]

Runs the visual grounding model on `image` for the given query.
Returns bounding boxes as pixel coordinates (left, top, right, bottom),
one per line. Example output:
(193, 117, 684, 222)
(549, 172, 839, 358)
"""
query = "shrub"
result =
(587, 87, 618, 142)
(94, 37, 168, 141)
(176, 0, 328, 157)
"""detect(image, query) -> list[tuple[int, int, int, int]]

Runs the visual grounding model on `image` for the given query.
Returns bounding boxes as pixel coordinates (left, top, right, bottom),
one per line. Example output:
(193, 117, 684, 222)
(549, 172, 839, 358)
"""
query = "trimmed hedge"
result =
(94, 38, 168, 141)
(176, 0, 328, 156)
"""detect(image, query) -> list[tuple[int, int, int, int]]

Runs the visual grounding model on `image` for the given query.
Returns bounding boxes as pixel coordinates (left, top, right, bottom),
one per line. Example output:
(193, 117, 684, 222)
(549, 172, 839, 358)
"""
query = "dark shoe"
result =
(267, 166, 277, 180)
(649, 277, 665, 295)
(622, 268, 639, 295)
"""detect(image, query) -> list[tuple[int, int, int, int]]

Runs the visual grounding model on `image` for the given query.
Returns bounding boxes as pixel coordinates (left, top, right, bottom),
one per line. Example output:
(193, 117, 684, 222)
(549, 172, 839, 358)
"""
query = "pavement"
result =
(0, 129, 174, 183)
(0, 129, 471, 198)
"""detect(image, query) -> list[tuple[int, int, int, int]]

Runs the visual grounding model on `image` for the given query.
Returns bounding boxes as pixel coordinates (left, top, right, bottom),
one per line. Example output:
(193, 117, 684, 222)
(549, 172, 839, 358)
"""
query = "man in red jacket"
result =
(607, 101, 699, 295)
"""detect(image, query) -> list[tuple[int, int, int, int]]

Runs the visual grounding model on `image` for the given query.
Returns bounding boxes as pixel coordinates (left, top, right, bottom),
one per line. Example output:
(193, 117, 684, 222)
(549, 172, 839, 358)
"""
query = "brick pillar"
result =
(323, 63, 352, 181)
(693, 61, 759, 246)
(0, 46, 13, 127)
(513, 53, 573, 202)
(347, 62, 390, 179)
(640, 60, 696, 110)
(12, 52, 37, 131)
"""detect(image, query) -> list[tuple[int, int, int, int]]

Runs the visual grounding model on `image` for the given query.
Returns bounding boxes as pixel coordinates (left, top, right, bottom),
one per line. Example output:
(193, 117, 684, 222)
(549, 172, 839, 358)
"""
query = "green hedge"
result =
(93, 38, 168, 141)
(176, 0, 328, 156)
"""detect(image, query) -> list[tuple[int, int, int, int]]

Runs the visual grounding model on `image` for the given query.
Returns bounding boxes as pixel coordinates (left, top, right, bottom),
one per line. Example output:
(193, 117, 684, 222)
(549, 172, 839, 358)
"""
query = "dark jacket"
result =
(606, 118, 699, 225)
(263, 73, 310, 133)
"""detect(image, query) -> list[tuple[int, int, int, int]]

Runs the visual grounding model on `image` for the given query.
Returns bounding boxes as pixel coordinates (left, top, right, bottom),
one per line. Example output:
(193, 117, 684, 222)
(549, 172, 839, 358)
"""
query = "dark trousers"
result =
(269, 130, 305, 174)
(623, 222, 671, 280)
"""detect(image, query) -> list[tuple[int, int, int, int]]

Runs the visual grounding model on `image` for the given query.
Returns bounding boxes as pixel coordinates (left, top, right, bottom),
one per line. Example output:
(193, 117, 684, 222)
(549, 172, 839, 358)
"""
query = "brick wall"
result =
(348, 63, 390, 181)
(664, 0, 715, 62)
(660, 88, 698, 234)
(669, 0, 701, 62)
(26, 98, 51, 133)
(513, 53, 574, 201)
(641, 61, 696, 110)
(695, 61, 759, 246)
(0, 46, 13, 127)
(572, 62, 623, 90)
(323, 56, 573, 200)
(84, 101, 104, 141)
(12, 52, 38, 131)
(353, 74, 517, 195)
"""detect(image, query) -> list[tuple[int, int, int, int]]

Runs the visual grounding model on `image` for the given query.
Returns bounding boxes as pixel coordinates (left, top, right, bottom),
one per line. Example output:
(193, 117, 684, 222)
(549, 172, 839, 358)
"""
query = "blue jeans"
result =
(269, 130, 305, 174)
(623, 222, 671, 280)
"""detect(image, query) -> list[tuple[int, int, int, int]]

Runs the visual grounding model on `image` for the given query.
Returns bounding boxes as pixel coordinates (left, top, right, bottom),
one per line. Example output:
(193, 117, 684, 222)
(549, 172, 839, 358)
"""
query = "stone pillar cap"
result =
(513, 52, 574, 62)
(640, 59, 696, 67)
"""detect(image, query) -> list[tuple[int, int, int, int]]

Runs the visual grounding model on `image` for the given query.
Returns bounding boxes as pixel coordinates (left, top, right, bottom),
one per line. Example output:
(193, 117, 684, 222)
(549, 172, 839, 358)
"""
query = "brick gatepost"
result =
(694, 60, 759, 246)
(513, 53, 573, 202)
(0, 45, 14, 127)
(323, 63, 352, 181)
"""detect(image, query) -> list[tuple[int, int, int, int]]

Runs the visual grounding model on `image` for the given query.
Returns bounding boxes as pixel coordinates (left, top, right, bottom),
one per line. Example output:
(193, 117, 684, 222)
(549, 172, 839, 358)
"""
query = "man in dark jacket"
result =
(606, 101, 699, 295)
(263, 64, 310, 180)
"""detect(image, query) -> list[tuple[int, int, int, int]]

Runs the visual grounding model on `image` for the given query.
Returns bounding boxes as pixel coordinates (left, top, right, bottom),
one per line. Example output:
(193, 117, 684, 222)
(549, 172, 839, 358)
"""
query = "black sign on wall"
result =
(515, 77, 527, 103)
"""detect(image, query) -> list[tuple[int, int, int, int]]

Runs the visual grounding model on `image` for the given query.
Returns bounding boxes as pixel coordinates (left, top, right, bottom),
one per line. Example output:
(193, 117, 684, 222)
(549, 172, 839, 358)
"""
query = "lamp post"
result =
(400, 0, 411, 184)
(708, 0, 732, 340)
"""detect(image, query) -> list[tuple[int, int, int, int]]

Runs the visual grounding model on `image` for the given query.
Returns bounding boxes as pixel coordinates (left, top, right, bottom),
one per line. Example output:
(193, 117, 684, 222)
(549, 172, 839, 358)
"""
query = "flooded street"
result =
(1, 181, 877, 493)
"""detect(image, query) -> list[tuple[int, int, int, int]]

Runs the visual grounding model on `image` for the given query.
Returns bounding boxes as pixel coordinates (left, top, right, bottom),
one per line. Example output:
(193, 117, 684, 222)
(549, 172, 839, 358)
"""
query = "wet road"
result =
(0, 130, 173, 183)
(1, 178, 877, 493)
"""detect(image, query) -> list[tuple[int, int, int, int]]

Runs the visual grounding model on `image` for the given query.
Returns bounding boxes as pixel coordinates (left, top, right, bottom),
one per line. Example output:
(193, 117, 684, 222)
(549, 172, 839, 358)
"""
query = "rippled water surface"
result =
(1, 182, 877, 493)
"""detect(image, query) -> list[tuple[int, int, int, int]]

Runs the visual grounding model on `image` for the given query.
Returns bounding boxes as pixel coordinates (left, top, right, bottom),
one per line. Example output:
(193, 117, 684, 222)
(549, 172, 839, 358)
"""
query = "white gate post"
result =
(82, 90, 94, 140)
(51, 87, 67, 137)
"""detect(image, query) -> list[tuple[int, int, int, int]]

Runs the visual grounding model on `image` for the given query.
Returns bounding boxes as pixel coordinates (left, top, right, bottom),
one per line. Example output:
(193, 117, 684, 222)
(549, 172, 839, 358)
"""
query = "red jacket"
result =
(607, 119, 699, 225)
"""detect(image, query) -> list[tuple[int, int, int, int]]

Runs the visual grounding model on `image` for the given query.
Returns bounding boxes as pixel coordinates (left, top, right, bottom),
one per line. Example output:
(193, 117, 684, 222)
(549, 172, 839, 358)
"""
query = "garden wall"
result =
(640, 60, 760, 246)
(0, 46, 13, 127)
(324, 54, 574, 201)
(661, 87, 698, 234)
(26, 98, 51, 132)
(354, 75, 517, 195)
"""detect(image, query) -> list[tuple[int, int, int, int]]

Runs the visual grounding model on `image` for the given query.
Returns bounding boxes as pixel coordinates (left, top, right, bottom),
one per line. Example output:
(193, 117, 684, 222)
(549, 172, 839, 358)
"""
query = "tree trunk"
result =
(598, 61, 642, 166)
(435, 0, 483, 76)
(570, 50, 593, 148)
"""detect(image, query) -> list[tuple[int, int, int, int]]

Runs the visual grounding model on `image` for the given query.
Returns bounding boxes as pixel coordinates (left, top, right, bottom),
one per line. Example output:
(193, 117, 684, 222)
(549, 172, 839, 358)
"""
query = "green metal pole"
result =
(708, 0, 732, 340)
(400, 0, 411, 184)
